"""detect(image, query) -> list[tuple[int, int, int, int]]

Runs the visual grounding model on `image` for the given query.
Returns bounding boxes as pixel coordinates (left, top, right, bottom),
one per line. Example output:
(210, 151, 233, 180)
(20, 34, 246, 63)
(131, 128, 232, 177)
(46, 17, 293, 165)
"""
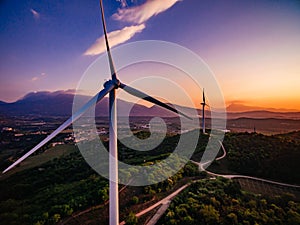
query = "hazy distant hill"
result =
(0, 91, 299, 119)
(227, 103, 299, 112)
(226, 111, 300, 119)
(0, 91, 178, 118)
(0, 91, 75, 116)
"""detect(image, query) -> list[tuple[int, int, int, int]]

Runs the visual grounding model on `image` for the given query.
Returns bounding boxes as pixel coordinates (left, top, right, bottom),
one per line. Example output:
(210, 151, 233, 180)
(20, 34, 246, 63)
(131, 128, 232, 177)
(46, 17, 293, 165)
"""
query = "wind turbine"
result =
(201, 89, 208, 133)
(3, 1, 191, 224)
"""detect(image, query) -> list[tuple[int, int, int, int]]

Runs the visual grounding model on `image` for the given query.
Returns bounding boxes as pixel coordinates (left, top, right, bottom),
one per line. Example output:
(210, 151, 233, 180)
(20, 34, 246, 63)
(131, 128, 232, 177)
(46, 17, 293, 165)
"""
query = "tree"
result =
(126, 212, 138, 225)
(287, 209, 300, 225)
(199, 205, 220, 225)
(227, 212, 238, 224)
(52, 214, 61, 223)
(131, 196, 139, 205)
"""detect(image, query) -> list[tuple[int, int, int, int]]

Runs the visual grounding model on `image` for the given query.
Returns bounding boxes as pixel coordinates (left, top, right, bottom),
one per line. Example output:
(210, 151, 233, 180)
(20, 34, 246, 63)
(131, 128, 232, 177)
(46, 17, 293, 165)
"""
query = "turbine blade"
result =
(119, 83, 192, 120)
(99, 0, 117, 80)
(203, 89, 205, 104)
(3, 83, 115, 174)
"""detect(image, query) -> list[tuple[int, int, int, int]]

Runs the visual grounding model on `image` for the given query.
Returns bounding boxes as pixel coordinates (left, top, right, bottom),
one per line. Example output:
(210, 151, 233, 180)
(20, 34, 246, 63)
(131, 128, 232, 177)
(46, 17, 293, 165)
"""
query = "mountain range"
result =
(226, 103, 299, 113)
(0, 91, 299, 119)
(0, 91, 182, 118)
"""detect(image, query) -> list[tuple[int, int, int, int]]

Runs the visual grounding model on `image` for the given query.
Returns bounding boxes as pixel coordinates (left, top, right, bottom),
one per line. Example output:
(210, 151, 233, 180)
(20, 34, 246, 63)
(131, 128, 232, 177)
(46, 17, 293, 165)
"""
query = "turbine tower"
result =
(201, 89, 208, 133)
(3, 1, 191, 225)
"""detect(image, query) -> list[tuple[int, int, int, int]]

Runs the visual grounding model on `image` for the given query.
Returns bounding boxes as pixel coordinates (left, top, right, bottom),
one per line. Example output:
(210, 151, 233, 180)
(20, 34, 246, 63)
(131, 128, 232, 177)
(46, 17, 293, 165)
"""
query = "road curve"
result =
(191, 141, 300, 189)
(120, 140, 300, 224)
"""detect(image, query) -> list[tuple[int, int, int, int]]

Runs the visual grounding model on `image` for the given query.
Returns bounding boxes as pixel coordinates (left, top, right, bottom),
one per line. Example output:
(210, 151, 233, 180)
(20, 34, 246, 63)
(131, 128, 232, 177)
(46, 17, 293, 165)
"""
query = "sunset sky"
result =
(1, 0, 300, 110)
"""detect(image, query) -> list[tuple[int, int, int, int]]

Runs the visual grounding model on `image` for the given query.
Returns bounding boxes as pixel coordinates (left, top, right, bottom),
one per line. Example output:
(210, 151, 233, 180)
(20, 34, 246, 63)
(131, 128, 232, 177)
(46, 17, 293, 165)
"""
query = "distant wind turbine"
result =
(3, 1, 191, 225)
(201, 89, 208, 133)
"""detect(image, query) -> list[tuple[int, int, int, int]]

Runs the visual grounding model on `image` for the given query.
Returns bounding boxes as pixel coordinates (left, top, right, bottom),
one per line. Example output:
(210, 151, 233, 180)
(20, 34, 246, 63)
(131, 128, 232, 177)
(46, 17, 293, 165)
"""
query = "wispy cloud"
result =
(31, 72, 46, 82)
(112, 0, 180, 24)
(117, 0, 128, 8)
(84, 0, 180, 56)
(84, 24, 145, 56)
(30, 8, 40, 20)
(31, 76, 39, 81)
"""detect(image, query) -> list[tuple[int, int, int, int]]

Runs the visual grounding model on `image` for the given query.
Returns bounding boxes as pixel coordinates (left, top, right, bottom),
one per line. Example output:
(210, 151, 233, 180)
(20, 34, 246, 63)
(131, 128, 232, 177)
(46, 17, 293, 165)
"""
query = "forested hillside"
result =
(220, 132, 300, 184)
(158, 178, 300, 225)
(1, 131, 299, 224)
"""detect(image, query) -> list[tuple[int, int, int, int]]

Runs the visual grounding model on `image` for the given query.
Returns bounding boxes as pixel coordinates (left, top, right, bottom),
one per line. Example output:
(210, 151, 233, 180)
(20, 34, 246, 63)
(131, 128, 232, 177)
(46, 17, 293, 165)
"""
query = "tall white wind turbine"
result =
(3, 1, 191, 225)
(201, 89, 208, 133)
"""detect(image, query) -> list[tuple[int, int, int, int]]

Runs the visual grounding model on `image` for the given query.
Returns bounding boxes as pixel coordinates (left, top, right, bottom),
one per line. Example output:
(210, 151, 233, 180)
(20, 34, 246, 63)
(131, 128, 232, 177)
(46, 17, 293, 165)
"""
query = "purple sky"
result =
(1, 0, 300, 110)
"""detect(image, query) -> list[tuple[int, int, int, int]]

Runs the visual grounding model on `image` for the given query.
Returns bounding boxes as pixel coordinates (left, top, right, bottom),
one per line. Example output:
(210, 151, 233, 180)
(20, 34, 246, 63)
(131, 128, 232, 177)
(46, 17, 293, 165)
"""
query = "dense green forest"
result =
(0, 151, 109, 225)
(0, 131, 202, 225)
(0, 130, 299, 224)
(158, 177, 300, 225)
(219, 132, 300, 184)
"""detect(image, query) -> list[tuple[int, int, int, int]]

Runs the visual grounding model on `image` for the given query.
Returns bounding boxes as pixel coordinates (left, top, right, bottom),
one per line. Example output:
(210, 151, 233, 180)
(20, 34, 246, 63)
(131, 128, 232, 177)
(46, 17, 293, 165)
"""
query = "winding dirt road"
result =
(192, 141, 300, 189)
(122, 141, 300, 224)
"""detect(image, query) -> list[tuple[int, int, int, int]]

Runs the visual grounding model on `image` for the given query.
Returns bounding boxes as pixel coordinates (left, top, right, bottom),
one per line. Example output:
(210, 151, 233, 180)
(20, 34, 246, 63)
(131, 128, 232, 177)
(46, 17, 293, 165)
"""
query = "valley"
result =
(0, 115, 299, 224)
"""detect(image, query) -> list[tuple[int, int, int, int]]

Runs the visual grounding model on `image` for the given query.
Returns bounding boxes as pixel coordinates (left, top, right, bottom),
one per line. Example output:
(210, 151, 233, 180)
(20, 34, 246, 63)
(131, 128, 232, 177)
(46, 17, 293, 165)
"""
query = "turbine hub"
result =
(104, 79, 121, 89)
(113, 78, 121, 88)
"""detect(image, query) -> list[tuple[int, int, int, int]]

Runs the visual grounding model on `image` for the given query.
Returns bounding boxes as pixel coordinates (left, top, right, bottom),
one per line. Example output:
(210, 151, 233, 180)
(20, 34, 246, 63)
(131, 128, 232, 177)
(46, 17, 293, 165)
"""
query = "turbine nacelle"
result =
(104, 79, 120, 89)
